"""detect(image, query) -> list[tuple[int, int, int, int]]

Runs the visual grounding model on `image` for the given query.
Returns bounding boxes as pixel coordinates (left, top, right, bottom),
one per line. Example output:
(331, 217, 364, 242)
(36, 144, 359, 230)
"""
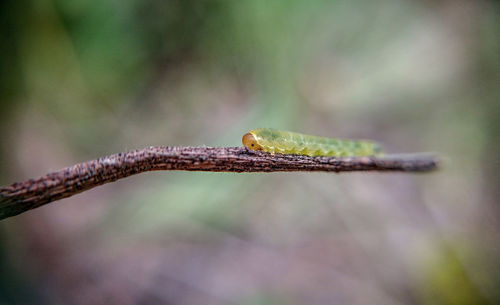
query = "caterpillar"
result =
(242, 128, 382, 157)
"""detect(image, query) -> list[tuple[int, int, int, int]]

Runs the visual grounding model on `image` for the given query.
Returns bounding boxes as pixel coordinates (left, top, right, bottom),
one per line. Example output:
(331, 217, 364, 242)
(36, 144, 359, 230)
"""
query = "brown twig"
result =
(0, 146, 439, 220)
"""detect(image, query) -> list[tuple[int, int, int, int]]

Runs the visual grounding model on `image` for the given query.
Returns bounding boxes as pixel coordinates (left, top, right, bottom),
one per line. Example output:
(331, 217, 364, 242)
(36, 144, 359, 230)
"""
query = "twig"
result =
(0, 146, 439, 220)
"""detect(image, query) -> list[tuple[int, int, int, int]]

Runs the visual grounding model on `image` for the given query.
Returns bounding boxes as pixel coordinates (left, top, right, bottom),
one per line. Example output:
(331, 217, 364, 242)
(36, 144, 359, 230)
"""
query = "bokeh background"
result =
(1, 0, 499, 304)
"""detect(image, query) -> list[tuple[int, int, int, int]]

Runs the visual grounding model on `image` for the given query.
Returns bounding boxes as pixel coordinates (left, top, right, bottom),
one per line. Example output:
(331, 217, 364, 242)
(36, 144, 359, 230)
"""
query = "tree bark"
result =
(0, 146, 439, 220)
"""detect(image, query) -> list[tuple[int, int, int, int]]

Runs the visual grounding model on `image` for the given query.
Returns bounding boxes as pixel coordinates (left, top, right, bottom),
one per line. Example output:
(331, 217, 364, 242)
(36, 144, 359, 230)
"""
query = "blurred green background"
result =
(1, 0, 499, 304)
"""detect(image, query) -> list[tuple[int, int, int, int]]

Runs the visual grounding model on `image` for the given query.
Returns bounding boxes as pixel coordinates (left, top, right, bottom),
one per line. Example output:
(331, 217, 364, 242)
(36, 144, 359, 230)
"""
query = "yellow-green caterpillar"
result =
(242, 128, 382, 157)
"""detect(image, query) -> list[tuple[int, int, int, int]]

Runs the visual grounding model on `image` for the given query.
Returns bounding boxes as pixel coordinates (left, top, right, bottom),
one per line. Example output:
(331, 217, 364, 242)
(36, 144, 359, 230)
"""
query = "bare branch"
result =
(0, 146, 439, 220)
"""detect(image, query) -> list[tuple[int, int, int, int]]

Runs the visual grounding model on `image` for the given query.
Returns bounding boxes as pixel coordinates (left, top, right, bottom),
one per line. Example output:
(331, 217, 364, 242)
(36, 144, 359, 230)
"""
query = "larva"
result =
(242, 128, 382, 157)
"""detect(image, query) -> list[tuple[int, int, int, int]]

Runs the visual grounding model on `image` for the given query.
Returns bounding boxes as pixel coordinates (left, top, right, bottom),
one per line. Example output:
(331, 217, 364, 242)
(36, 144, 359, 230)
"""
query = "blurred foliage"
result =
(418, 244, 490, 305)
(1, 0, 499, 304)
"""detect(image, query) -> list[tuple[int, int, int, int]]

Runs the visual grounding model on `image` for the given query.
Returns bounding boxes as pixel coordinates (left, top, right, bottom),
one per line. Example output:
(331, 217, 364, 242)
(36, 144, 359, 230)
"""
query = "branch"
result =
(0, 146, 439, 220)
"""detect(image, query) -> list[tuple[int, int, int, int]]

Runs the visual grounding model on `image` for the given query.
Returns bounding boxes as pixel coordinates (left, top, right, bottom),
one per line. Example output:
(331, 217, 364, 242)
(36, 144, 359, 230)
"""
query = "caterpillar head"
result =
(242, 133, 263, 151)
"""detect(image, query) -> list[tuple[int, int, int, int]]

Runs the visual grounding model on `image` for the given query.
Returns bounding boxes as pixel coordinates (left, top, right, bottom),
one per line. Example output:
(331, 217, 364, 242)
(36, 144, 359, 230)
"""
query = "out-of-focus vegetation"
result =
(1, 0, 499, 304)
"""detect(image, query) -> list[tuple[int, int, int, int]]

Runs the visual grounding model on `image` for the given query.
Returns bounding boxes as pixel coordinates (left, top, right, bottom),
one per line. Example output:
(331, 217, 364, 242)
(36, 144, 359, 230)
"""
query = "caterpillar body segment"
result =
(242, 128, 382, 157)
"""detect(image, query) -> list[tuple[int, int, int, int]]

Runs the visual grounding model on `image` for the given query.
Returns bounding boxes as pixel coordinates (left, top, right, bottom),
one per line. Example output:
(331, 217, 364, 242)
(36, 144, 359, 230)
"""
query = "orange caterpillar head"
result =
(242, 133, 263, 151)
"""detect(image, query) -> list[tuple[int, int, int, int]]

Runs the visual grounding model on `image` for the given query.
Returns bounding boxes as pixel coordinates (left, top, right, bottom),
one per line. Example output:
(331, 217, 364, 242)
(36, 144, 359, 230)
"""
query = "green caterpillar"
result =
(242, 128, 382, 157)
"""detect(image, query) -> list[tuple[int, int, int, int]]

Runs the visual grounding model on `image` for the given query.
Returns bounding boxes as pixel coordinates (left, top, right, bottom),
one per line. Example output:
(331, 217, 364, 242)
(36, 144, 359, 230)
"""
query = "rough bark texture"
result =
(0, 146, 439, 220)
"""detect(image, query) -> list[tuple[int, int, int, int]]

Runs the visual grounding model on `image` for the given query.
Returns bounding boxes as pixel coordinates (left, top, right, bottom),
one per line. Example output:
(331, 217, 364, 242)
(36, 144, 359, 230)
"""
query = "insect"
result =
(242, 128, 382, 157)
